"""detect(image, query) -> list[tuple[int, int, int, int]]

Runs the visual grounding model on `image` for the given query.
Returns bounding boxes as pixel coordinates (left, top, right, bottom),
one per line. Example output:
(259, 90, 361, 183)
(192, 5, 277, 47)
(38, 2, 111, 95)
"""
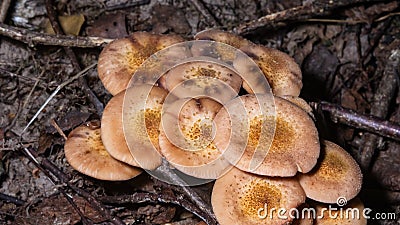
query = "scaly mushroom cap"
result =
(101, 90, 138, 167)
(159, 98, 232, 179)
(211, 167, 306, 225)
(161, 61, 242, 102)
(195, 29, 302, 96)
(214, 95, 320, 176)
(122, 85, 169, 170)
(64, 122, 142, 181)
(313, 198, 367, 225)
(299, 140, 363, 204)
(97, 32, 184, 95)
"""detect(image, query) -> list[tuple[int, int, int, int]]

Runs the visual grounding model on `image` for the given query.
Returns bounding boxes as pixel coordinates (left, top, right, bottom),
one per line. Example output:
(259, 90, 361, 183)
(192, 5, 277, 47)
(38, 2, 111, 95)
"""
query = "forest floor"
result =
(0, 0, 399, 224)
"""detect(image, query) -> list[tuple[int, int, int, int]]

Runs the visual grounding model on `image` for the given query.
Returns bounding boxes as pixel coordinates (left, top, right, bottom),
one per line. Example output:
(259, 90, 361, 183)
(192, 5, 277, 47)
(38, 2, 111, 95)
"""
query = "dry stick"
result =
(357, 50, 400, 171)
(20, 147, 93, 225)
(99, 192, 210, 223)
(188, 0, 220, 27)
(0, 193, 25, 206)
(0, 0, 11, 22)
(235, 0, 387, 35)
(152, 160, 218, 225)
(0, 23, 113, 47)
(23, 147, 124, 225)
(311, 101, 400, 142)
(45, 0, 103, 116)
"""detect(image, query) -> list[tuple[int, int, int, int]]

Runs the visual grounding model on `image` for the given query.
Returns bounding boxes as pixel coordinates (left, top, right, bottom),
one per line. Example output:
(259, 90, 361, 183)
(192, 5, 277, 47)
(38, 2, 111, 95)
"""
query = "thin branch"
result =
(0, 0, 11, 23)
(235, 0, 387, 35)
(0, 193, 25, 206)
(45, 0, 104, 115)
(311, 101, 400, 142)
(0, 23, 113, 48)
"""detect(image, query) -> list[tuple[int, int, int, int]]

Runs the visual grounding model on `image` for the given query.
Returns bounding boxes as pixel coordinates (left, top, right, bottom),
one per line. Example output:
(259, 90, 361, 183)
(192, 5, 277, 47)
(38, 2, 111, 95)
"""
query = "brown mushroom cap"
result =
(122, 85, 169, 170)
(101, 90, 138, 167)
(161, 61, 242, 102)
(159, 98, 232, 179)
(64, 122, 142, 181)
(211, 167, 306, 225)
(313, 198, 367, 225)
(298, 140, 363, 204)
(214, 95, 320, 176)
(97, 32, 184, 95)
(195, 29, 302, 96)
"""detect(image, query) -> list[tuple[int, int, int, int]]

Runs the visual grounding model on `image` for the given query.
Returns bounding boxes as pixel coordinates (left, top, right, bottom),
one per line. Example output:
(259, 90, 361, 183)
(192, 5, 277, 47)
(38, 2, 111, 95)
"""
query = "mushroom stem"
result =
(153, 159, 218, 225)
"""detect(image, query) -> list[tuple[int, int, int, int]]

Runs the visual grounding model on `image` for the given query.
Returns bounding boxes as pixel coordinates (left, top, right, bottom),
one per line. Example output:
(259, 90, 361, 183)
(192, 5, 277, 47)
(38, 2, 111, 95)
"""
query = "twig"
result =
(0, 0, 11, 22)
(358, 49, 399, 171)
(0, 193, 25, 206)
(105, 0, 150, 11)
(99, 192, 211, 224)
(21, 63, 96, 134)
(22, 147, 125, 225)
(235, 0, 385, 35)
(0, 23, 113, 48)
(311, 101, 400, 142)
(45, 0, 104, 116)
(50, 119, 68, 140)
(188, 0, 220, 27)
(152, 160, 218, 225)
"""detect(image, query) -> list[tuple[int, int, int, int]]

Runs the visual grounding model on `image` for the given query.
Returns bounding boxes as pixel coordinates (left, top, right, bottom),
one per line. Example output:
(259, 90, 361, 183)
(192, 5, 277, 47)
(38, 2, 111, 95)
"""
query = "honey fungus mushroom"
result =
(159, 61, 242, 103)
(159, 97, 232, 179)
(195, 29, 302, 96)
(97, 32, 185, 95)
(298, 140, 363, 204)
(211, 167, 306, 225)
(122, 85, 170, 170)
(213, 94, 320, 176)
(64, 122, 142, 181)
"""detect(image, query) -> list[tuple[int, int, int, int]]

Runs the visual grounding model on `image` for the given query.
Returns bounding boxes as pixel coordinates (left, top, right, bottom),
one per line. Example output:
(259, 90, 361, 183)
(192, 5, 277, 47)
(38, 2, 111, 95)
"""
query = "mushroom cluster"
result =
(63, 29, 365, 224)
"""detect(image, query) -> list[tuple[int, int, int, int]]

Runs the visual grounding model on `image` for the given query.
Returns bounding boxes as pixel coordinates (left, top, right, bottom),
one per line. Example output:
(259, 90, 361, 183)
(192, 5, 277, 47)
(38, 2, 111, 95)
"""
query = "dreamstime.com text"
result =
(257, 199, 397, 220)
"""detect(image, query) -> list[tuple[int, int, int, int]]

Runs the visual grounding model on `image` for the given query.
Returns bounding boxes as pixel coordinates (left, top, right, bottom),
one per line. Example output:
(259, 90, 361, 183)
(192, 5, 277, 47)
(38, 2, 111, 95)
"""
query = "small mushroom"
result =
(214, 95, 320, 176)
(195, 29, 302, 96)
(97, 32, 185, 95)
(64, 122, 142, 181)
(101, 90, 139, 167)
(160, 61, 242, 103)
(211, 167, 306, 225)
(298, 140, 363, 204)
(159, 97, 232, 179)
(122, 85, 169, 170)
(313, 198, 367, 225)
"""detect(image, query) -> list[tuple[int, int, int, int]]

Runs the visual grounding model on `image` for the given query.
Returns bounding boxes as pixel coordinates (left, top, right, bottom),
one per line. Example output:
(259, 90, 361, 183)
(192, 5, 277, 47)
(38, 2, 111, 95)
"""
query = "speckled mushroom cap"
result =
(211, 167, 306, 225)
(97, 32, 185, 95)
(159, 97, 232, 179)
(313, 198, 367, 225)
(160, 61, 242, 103)
(298, 140, 363, 204)
(64, 122, 142, 181)
(214, 95, 320, 176)
(101, 90, 138, 167)
(194, 29, 302, 96)
(122, 85, 169, 170)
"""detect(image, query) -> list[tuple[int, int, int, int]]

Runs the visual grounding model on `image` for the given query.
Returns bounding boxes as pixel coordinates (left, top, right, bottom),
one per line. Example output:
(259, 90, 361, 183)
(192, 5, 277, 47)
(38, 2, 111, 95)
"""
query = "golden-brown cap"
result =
(238, 44, 302, 96)
(161, 61, 242, 103)
(101, 90, 138, 167)
(211, 167, 306, 225)
(214, 95, 320, 176)
(64, 122, 142, 181)
(298, 140, 363, 204)
(97, 32, 184, 95)
(122, 85, 169, 170)
(194, 29, 302, 96)
(313, 198, 367, 225)
(159, 98, 231, 179)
